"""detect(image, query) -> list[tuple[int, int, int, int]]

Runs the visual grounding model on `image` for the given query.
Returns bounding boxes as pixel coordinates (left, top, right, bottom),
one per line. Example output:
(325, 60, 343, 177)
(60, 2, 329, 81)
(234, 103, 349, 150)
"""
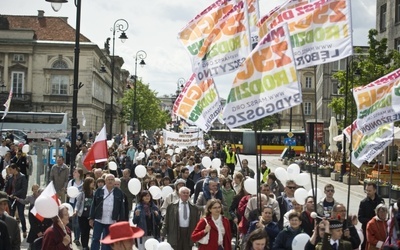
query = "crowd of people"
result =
(0, 135, 399, 250)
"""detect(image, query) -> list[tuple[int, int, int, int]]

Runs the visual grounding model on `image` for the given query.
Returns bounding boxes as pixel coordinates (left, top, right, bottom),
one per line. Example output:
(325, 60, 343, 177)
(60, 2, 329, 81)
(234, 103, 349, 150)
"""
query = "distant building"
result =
(376, 0, 400, 51)
(0, 11, 129, 134)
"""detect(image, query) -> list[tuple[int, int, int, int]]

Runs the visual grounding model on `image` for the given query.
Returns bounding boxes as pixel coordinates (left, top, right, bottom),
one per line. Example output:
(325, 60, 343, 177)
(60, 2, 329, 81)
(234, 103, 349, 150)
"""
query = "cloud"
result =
(1, 0, 377, 99)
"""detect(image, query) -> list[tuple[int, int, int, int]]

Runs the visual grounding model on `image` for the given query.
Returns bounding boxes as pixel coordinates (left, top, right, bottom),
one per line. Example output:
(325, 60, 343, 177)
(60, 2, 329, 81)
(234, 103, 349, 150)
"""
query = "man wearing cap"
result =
(0, 191, 20, 249)
(160, 178, 186, 217)
(260, 159, 271, 183)
(100, 221, 144, 250)
(315, 219, 352, 250)
(161, 186, 199, 250)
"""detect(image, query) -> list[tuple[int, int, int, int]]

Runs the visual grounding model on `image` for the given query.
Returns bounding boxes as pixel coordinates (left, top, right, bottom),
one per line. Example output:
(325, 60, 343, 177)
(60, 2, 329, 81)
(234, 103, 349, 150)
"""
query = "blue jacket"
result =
(273, 226, 304, 250)
(89, 187, 126, 222)
(247, 220, 279, 250)
(132, 202, 162, 243)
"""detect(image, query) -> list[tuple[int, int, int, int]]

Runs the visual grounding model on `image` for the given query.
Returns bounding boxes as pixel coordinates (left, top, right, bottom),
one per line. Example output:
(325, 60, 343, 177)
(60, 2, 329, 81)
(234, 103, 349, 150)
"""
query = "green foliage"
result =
(242, 114, 280, 130)
(329, 29, 400, 129)
(119, 80, 170, 131)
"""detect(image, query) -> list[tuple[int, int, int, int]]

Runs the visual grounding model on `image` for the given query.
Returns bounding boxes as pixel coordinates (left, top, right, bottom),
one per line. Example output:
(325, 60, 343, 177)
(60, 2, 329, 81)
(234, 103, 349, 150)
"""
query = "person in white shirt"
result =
(0, 140, 9, 157)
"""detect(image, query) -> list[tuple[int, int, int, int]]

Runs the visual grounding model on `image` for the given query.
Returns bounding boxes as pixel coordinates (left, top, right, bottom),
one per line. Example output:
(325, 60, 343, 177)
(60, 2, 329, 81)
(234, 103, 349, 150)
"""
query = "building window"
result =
(304, 102, 312, 115)
(51, 59, 69, 95)
(396, 0, 400, 23)
(51, 75, 69, 95)
(52, 60, 68, 69)
(380, 4, 387, 32)
(305, 77, 312, 88)
(12, 54, 25, 62)
(11, 71, 24, 96)
(395, 38, 400, 52)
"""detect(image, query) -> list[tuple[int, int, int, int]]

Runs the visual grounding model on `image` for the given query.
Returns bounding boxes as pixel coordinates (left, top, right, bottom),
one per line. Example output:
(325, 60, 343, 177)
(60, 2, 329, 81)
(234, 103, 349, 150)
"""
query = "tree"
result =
(329, 29, 400, 129)
(119, 80, 170, 131)
(242, 114, 280, 131)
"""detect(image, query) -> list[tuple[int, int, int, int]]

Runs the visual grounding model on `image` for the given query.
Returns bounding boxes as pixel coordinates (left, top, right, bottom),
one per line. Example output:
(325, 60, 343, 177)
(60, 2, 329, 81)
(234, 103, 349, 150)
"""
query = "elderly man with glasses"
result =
(330, 203, 361, 249)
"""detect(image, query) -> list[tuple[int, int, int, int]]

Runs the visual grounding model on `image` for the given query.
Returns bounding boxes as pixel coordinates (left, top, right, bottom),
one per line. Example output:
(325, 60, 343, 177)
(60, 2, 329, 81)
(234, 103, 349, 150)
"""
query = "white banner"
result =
(162, 129, 204, 147)
(354, 68, 400, 135)
(173, 74, 223, 132)
(343, 122, 394, 168)
(258, 0, 353, 69)
(223, 24, 301, 128)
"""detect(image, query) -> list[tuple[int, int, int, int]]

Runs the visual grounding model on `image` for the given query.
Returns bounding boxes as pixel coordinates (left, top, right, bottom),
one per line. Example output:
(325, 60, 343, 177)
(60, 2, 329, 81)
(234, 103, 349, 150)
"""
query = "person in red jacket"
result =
(191, 198, 232, 250)
(42, 205, 72, 250)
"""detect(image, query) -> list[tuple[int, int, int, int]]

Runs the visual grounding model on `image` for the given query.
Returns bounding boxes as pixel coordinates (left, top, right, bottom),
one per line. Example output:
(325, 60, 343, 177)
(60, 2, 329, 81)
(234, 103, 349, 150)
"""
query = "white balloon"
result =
(201, 156, 212, 168)
(35, 196, 58, 218)
(139, 152, 146, 158)
(167, 149, 174, 155)
(22, 144, 30, 153)
(287, 163, 300, 179)
(149, 186, 162, 200)
(211, 158, 222, 169)
(294, 188, 308, 205)
(67, 186, 80, 198)
(161, 186, 174, 199)
(108, 161, 117, 171)
(60, 203, 74, 217)
(135, 165, 147, 178)
(145, 149, 152, 156)
(157, 242, 173, 250)
(1, 169, 6, 179)
(128, 178, 142, 195)
(275, 167, 288, 182)
(174, 148, 181, 154)
(292, 233, 310, 250)
(145, 238, 159, 250)
(308, 188, 323, 202)
(294, 173, 310, 186)
(244, 178, 257, 195)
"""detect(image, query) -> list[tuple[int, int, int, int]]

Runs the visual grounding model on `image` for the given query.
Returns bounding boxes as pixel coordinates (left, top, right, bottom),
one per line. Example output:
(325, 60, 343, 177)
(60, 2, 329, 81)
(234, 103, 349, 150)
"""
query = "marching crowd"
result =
(0, 134, 398, 250)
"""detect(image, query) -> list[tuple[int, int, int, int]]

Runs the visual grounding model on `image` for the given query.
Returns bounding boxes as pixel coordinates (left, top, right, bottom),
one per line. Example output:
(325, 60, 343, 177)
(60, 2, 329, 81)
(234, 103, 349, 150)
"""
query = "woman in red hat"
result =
(100, 221, 144, 250)
(191, 198, 232, 250)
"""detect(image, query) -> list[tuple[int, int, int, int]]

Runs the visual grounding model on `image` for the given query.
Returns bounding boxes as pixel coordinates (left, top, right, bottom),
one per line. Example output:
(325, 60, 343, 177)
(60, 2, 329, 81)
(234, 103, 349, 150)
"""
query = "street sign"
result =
(287, 132, 294, 138)
(284, 138, 296, 146)
(49, 147, 65, 165)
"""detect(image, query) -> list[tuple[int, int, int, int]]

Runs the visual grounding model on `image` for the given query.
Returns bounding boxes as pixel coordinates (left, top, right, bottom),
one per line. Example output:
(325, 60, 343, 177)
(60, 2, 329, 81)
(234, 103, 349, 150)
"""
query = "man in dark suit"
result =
(161, 186, 199, 250)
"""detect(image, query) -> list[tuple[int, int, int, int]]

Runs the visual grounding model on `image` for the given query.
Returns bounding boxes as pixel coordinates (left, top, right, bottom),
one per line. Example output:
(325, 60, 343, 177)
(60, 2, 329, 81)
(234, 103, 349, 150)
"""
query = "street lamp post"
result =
(174, 78, 185, 132)
(133, 50, 146, 133)
(45, 0, 81, 177)
(109, 19, 128, 139)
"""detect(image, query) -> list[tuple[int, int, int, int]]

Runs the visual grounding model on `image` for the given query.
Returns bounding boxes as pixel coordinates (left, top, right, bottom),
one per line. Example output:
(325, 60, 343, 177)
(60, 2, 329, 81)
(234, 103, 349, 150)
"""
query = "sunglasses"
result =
(287, 186, 297, 190)
(325, 189, 335, 192)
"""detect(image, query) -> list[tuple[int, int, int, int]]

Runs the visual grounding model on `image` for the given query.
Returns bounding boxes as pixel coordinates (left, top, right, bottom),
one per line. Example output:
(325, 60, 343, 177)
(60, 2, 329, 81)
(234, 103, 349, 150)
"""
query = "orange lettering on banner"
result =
(356, 82, 395, 110)
(179, 4, 234, 45)
(176, 80, 213, 118)
(198, 6, 246, 58)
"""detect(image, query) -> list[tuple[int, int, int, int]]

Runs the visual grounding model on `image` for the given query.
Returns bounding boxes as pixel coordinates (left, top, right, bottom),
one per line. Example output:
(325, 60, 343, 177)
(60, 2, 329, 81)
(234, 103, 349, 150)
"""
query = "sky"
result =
(2, 0, 376, 99)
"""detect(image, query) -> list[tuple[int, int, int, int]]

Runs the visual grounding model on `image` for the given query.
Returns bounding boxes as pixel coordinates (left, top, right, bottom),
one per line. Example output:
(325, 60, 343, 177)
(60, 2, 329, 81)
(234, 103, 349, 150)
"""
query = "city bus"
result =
(208, 128, 306, 155)
(0, 111, 68, 131)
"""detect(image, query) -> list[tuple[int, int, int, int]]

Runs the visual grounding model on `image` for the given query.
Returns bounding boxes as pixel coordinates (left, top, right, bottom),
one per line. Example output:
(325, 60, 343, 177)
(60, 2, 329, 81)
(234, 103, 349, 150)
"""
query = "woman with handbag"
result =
(191, 198, 232, 250)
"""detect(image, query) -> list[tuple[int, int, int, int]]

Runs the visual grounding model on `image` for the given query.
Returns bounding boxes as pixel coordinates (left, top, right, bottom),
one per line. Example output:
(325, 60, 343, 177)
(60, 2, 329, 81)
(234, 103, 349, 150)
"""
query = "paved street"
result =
(20, 154, 385, 249)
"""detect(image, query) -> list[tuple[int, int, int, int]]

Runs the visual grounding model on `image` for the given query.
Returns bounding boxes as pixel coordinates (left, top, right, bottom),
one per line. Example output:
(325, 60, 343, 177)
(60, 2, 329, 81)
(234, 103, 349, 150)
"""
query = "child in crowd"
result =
(202, 168, 223, 200)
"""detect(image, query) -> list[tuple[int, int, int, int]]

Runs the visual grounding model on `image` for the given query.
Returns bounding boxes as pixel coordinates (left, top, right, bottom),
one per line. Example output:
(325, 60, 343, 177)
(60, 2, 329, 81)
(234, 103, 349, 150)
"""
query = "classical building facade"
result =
(376, 0, 400, 51)
(0, 11, 129, 135)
